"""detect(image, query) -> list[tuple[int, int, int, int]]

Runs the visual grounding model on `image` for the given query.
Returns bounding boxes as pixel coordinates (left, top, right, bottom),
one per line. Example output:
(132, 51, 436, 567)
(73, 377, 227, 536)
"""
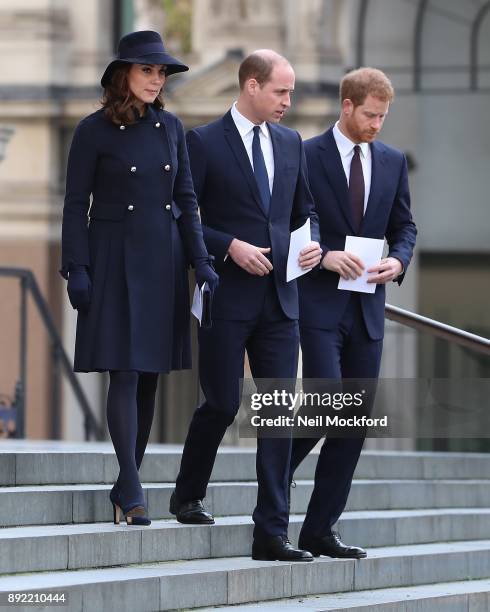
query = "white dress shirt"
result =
(332, 121, 371, 213)
(231, 102, 274, 194)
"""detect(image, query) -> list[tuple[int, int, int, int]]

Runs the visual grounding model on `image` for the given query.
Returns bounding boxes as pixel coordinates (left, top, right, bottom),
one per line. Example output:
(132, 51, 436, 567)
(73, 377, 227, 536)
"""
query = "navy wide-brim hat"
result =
(101, 30, 189, 87)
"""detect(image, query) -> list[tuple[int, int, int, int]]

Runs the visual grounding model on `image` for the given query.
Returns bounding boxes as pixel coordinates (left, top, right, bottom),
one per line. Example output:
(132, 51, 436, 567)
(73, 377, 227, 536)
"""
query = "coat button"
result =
(120, 125, 126, 130)
(127, 204, 134, 211)
(130, 166, 136, 172)
(164, 164, 171, 171)
(165, 204, 171, 210)
(155, 122, 161, 128)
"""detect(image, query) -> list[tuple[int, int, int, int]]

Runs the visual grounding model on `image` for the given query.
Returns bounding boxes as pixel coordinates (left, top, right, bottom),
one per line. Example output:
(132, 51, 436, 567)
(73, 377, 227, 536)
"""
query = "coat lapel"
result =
(223, 111, 266, 217)
(268, 123, 283, 217)
(318, 129, 355, 233)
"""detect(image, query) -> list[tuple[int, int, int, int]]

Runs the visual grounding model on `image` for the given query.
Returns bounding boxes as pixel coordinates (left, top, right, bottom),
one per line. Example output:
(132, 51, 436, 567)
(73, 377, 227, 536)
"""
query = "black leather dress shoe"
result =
(252, 535, 314, 562)
(169, 491, 215, 524)
(298, 531, 367, 559)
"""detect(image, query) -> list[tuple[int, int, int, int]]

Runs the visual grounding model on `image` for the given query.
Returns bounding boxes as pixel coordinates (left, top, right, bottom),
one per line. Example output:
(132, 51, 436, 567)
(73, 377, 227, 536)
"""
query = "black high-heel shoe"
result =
(110, 483, 151, 526)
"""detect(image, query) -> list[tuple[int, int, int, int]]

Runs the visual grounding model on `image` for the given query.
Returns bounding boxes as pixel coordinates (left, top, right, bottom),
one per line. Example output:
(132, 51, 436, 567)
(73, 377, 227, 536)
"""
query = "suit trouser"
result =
(291, 294, 383, 538)
(175, 280, 299, 537)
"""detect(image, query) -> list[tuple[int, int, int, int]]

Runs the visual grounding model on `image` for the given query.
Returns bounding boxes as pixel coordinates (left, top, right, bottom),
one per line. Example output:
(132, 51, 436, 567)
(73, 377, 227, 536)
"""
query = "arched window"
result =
(470, 1, 490, 90)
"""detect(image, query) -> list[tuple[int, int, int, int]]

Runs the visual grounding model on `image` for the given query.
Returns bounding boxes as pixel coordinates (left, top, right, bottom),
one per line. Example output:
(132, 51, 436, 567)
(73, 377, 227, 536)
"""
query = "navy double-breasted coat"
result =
(61, 105, 208, 373)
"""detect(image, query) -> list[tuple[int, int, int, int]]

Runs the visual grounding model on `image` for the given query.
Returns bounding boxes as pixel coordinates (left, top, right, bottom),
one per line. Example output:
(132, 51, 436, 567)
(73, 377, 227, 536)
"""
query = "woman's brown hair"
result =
(101, 64, 165, 125)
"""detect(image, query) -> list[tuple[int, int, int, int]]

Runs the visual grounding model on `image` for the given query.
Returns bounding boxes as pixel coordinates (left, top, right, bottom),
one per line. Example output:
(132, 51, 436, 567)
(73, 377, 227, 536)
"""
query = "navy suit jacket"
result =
(299, 127, 417, 340)
(186, 110, 320, 321)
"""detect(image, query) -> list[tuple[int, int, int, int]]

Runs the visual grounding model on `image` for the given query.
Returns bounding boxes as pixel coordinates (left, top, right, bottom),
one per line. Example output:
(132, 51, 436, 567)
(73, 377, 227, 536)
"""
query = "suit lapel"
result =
(318, 129, 355, 233)
(223, 111, 266, 217)
(268, 123, 283, 216)
(361, 141, 386, 232)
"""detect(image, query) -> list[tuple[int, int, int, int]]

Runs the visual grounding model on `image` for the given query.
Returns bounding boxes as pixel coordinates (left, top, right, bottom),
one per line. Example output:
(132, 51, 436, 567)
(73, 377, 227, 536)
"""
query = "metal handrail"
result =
(385, 303, 490, 356)
(1, 265, 488, 440)
(0, 266, 104, 440)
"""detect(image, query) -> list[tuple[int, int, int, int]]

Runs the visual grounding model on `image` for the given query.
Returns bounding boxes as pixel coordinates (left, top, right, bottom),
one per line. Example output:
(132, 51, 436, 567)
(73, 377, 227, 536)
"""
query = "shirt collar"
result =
(333, 121, 369, 159)
(231, 102, 269, 139)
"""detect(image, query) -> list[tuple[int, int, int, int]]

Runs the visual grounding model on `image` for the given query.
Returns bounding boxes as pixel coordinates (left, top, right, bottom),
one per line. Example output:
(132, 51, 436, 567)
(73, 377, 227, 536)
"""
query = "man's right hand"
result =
(228, 239, 273, 276)
(321, 251, 364, 280)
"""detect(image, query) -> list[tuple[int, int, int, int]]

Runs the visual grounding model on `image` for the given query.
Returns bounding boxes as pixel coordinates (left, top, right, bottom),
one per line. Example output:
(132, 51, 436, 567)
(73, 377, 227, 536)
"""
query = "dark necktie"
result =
(252, 125, 271, 215)
(349, 145, 364, 232)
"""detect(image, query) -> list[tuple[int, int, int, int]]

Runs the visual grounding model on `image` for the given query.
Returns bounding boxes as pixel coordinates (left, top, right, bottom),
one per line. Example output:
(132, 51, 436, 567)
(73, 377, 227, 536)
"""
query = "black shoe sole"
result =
(337, 552, 367, 559)
(298, 539, 367, 560)
(251, 553, 314, 562)
(252, 550, 314, 562)
(176, 515, 215, 525)
(302, 549, 367, 559)
(325, 553, 367, 559)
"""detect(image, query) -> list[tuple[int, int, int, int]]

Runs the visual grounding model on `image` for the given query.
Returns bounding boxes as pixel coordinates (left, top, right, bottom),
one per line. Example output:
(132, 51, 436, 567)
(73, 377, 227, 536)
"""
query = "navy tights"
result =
(107, 371, 159, 510)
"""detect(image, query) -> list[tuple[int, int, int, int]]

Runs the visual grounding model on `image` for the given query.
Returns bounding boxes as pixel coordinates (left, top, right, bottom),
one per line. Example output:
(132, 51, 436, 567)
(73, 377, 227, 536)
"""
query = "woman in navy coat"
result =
(61, 31, 218, 525)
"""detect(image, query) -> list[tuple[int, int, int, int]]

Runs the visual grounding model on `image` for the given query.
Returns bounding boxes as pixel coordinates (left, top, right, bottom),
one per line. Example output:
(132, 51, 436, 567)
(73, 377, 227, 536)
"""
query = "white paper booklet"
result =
(338, 235, 384, 294)
(287, 218, 312, 282)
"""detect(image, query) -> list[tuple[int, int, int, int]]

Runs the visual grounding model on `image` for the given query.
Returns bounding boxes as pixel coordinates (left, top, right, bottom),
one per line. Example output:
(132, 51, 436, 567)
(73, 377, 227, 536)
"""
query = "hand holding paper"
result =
(322, 250, 364, 279)
(287, 219, 321, 282)
(367, 256, 403, 284)
(298, 241, 322, 269)
(191, 282, 213, 327)
(337, 236, 384, 294)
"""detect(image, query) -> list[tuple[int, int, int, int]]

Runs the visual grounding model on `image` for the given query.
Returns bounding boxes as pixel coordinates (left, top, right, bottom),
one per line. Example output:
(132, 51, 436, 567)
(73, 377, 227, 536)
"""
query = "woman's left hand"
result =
(67, 265, 91, 312)
(195, 257, 219, 292)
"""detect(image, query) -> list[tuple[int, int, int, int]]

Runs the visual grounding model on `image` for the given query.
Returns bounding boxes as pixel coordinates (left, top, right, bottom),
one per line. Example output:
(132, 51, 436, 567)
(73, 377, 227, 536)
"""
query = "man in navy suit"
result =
(292, 68, 417, 558)
(170, 50, 322, 561)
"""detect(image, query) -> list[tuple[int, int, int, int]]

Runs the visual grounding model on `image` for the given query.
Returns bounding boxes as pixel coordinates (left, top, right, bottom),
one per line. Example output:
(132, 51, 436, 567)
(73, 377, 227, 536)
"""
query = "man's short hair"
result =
(238, 53, 275, 89)
(340, 67, 394, 107)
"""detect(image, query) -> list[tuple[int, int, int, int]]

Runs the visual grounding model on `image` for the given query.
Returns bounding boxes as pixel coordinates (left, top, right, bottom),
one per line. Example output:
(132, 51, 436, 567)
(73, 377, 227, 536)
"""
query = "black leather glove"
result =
(194, 256, 219, 293)
(67, 265, 91, 313)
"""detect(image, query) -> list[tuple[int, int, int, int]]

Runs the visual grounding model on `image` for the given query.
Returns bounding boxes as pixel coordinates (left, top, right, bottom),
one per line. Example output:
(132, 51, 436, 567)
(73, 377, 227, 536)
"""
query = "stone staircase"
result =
(1, 441, 490, 611)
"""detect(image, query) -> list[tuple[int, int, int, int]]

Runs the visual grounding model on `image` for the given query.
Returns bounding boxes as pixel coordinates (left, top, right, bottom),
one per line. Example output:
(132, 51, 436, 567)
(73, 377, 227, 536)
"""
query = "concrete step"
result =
(1, 540, 490, 611)
(2, 442, 490, 485)
(196, 578, 490, 611)
(2, 510, 490, 574)
(2, 479, 490, 527)
(289, 478, 490, 514)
